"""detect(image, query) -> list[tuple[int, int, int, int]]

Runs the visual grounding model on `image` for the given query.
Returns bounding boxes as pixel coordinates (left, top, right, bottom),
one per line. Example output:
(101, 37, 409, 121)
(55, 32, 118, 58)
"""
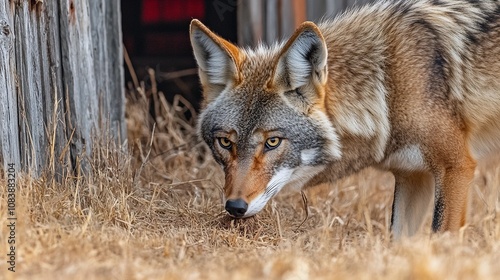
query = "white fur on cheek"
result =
(243, 193, 267, 217)
(300, 148, 318, 164)
(243, 164, 326, 217)
(244, 168, 293, 217)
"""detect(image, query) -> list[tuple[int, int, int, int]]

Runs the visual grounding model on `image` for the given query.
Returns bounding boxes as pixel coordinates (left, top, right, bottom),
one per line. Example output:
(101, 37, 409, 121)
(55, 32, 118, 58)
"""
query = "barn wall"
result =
(0, 1, 20, 171)
(238, 0, 376, 46)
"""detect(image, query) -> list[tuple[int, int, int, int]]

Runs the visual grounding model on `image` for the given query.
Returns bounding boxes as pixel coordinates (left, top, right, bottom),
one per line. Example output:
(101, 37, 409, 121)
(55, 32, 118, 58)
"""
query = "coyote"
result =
(189, 0, 500, 238)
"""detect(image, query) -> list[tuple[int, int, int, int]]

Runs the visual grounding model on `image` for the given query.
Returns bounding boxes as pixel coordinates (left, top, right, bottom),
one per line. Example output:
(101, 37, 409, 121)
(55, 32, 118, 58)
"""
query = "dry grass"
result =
(1, 77, 500, 279)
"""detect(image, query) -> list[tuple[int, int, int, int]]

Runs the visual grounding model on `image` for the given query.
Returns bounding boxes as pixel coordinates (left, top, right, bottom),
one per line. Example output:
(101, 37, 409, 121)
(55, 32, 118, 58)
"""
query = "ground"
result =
(0, 83, 499, 279)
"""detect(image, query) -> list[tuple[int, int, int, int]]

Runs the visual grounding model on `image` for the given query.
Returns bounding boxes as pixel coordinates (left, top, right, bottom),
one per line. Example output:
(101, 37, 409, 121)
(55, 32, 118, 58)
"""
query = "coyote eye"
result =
(265, 137, 281, 150)
(217, 137, 232, 149)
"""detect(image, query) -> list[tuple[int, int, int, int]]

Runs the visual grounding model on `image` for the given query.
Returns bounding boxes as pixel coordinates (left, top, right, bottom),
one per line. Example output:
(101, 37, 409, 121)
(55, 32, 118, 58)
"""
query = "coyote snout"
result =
(225, 199, 248, 218)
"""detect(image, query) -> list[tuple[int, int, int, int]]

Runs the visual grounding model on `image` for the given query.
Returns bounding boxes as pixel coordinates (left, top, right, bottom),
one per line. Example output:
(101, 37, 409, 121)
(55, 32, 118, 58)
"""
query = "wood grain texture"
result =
(0, 0, 124, 177)
(15, 1, 48, 175)
(0, 1, 20, 171)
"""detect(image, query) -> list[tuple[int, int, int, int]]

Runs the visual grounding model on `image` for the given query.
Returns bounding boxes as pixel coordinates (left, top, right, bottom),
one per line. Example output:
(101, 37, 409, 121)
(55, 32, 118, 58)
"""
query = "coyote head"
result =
(190, 19, 341, 218)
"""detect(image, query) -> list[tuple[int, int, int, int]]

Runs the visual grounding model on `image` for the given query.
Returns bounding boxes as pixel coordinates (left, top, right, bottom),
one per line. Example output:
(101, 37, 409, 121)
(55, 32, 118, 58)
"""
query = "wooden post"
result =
(59, 0, 102, 171)
(0, 0, 125, 177)
(0, 1, 20, 171)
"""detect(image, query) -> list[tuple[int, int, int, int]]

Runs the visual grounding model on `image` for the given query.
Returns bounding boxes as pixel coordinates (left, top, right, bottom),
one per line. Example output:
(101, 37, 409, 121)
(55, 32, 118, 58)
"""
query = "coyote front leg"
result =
(431, 155, 475, 232)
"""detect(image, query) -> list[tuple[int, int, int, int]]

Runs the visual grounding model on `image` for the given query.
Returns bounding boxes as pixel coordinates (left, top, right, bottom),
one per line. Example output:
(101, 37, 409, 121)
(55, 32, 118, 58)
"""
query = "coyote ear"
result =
(270, 22, 328, 92)
(190, 19, 243, 102)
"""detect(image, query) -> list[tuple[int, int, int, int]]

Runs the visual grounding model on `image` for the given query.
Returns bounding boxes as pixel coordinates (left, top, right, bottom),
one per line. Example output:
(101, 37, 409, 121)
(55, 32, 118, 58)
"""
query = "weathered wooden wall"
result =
(0, 1, 19, 172)
(238, 0, 375, 46)
(0, 0, 125, 177)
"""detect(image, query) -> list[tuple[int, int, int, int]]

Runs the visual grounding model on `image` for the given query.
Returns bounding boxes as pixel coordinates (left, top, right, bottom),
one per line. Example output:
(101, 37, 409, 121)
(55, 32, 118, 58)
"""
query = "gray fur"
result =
(199, 88, 337, 169)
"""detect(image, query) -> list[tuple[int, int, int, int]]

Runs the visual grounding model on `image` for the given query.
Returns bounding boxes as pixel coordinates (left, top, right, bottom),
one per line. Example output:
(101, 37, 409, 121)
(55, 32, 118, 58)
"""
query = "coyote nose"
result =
(225, 199, 248, 218)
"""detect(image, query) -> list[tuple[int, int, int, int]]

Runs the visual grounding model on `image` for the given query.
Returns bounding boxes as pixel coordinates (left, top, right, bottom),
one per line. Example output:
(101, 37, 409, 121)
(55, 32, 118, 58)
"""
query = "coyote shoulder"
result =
(190, 0, 500, 238)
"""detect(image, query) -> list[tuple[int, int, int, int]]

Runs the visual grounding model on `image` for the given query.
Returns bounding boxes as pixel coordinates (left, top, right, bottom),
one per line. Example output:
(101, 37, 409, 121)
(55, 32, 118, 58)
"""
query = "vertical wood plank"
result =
(15, 1, 47, 176)
(90, 0, 110, 135)
(13, 1, 68, 178)
(0, 1, 20, 171)
(38, 1, 70, 178)
(89, 0, 126, 144)
(237, 0, 263, 47)
(59, 0, 99, 170)
(105, 0, 126, 143)
(264, 0, 278, 45)
(280, 0, 306, 38)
